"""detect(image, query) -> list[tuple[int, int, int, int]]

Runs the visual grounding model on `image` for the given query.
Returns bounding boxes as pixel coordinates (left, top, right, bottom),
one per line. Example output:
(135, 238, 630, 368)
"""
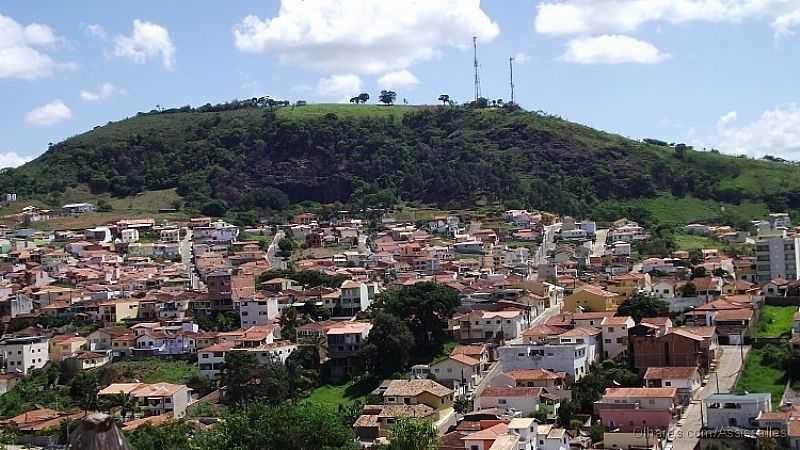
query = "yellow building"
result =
(563, 285, 622, 313)
(98, 300, 140, 324)
(49, 335, 88, 361)
(607, 273, 649, 299)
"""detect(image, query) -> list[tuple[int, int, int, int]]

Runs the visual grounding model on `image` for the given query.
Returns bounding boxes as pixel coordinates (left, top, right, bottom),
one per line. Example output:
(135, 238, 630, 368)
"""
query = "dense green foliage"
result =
(360, 312, 415, 377)
(258, 270, 349, 289)
(221, 352, 290, 407)
(571, 360, 640, 413)
(192, 401, 359, 450)
(4, 104, 800, 219)
(382, 417, 439, 450)
(127, 420, 193, 450)
(373, 282, 459, 356)
(616, 293, 670, 323)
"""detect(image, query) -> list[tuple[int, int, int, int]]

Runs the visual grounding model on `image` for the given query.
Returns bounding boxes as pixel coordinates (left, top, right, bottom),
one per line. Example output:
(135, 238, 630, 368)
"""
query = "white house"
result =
(548, 326, 602, 364)
(644, 366, 702, 405)
(197, 342, 234, 379)
(238, 297, 279, 327)
(98, 382, 192, 418)
(193, 221, 239, 243)
(498, 342, 589, 381)
(121, 228, 140, 244)
(479, 386, 542, 416)
(601, 316, 635, 360)
(339, 280, 380, 316)
(0, 336, 49, 375)
(458, 309, 530, 342)
(537, 424, 570, 450)
(429, 354, 482, 392)
(703, 393, 771, 429)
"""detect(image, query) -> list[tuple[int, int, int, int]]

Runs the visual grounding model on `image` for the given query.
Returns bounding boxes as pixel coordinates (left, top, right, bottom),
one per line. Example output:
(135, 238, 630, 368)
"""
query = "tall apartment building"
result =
(755, 235, 800, 283)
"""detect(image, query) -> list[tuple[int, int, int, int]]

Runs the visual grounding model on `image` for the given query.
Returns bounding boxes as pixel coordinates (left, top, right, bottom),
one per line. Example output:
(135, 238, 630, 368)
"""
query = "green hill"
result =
(2, 102, 799, 226)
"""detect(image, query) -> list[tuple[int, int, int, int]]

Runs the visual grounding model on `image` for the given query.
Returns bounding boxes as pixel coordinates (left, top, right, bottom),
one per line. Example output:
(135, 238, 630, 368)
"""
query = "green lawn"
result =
(735, 345, 787, 407)
(305, 378, 378, 408)
(276, 103, 419, 121)
(756, 305, 797, 338)
(673, 233, 721, 251)
(104, 359, 201, 384)
(599, 195, 769, 227)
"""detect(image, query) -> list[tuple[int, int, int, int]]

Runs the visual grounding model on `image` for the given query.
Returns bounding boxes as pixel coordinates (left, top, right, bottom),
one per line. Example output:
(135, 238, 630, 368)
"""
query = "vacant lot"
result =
(757, 305, 796, 338)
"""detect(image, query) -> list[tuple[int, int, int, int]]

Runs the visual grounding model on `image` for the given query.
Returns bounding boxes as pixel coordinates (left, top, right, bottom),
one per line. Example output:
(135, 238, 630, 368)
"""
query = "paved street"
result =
(671, 345, 750, 450)
(267, 229, 287, 270)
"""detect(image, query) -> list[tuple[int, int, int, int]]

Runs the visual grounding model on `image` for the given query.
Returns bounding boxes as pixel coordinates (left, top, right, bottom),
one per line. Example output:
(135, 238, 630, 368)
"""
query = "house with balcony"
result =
(325, 321, 372, 379)
(457, 309, 529, 343)
(98, 382, 192, 419)
(595, 387, 679, 432)
(498, 341, 589, 382)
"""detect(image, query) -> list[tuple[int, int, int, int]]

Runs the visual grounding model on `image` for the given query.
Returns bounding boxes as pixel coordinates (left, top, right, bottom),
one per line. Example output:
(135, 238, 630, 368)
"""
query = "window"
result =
(664, 381, 671, 386)
(498, 399, 507, 404)
(608, 327, 614, 332)
(605, 339, 611, 343)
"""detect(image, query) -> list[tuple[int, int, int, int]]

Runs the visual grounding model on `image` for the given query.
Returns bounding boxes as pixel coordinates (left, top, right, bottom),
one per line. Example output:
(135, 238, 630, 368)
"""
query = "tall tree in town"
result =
(359, 311, 415, 376)
(384, 417, 439, 450)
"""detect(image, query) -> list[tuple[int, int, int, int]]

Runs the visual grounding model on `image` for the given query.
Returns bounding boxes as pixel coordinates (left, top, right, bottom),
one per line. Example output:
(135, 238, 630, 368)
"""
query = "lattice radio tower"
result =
(473, 36, 481, 102)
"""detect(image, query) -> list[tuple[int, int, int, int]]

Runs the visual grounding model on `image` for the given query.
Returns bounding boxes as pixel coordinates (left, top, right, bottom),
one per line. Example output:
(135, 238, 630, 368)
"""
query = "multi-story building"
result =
(755, 235, 800, 283)
(498, 342, 589, 381)
(703, 393, 771, 429)
(325, 321, 372, 379)
(238, 297, 279, 327)
(601, 316, 635, 360)
(98, 382, 192, 418)
(458, 309, 530, 343)
(595, 387, 679, 432)
(0, 336, 49, 374)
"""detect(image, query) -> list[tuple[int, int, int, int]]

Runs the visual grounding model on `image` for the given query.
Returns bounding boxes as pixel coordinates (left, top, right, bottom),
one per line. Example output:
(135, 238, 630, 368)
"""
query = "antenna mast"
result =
(473, 36, 481, 102)
(509, 56, 515, 104)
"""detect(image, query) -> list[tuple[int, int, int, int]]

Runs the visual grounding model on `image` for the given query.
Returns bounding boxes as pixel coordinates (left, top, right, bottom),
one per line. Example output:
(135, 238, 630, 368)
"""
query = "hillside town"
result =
(0, 199, 798, 449)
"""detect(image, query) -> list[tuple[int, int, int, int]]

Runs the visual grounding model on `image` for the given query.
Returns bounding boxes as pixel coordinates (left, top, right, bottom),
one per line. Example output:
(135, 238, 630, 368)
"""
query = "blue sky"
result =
(3, 0, 800, 167)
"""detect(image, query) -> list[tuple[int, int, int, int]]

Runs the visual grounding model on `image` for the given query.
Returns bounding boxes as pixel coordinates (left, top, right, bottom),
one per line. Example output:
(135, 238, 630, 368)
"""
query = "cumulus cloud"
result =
(86, 23, 107, 39)
(0, 152, 32, 168)
(560, 35, 671, 64)
(535, 0, 800, 37)
(514, 52, 531, 64)
(317, 74, 363, 101)
(718, 104, 800, 158)
(80, 82, 125, 101)
(113, 20, 176, 69)
(24, 100, 72, 126)
(377, 70, 420, 90)
(0, 14, 76, 80)
(233, 0, 499, 74)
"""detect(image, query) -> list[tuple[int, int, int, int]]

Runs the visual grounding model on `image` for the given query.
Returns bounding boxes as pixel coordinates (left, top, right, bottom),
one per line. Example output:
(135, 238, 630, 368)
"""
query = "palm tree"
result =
(106, 393, 138, 422)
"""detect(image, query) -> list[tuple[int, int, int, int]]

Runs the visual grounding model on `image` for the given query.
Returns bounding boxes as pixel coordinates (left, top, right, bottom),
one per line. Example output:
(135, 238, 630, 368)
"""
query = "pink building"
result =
(594, 387, 678, 432)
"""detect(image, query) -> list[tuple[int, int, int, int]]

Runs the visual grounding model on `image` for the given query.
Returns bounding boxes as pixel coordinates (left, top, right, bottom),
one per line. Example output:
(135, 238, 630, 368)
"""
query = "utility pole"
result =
(715, 370, 720, 394)
(509, 56, 515, 104)
(473, 36, 481, 102)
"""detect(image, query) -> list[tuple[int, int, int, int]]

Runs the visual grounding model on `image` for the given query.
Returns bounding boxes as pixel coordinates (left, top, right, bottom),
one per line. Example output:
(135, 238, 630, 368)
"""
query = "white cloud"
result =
(718, 104, 800, 158)
(719, 110, 738, 127)
(233, 0, 499, 74)
(560, 35, 671, 64)
(0, 14, 76, 80)
(80, 82, 125, 101)
(773, 9, 800, 36)
(24, 100, 72, 126)
(534, 0, 800, 37)
(514, 52, 531, 64)
(113, 20, 176, 69)
(86, 24, 107, 39)
(317, 74, 363, 101)
(377, 70, 420, 90)
(0, 152, 31, 168)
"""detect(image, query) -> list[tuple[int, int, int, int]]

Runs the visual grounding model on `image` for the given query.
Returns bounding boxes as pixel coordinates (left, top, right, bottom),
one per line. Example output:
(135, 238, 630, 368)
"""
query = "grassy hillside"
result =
(2, 102, 799, 226)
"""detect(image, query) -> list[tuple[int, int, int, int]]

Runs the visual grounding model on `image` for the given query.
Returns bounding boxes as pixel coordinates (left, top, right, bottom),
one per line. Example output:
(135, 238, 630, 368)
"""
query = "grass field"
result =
(756, 305, 797, 338)
(104, 359, 201, 384)
(306, 378, 378, 408)
(673, 233, 723, 251)
(735, 345, 787, 407)
(276, 103, 419, 121)
(600, 195, 769, 227)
